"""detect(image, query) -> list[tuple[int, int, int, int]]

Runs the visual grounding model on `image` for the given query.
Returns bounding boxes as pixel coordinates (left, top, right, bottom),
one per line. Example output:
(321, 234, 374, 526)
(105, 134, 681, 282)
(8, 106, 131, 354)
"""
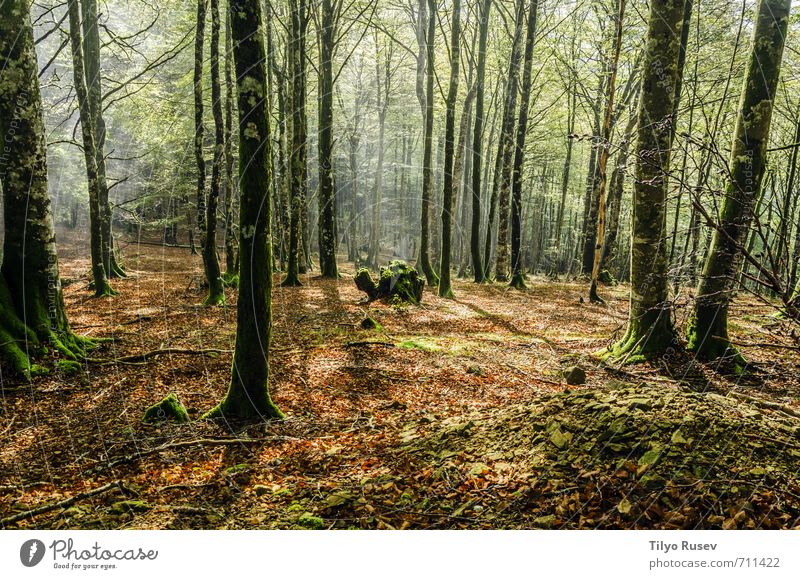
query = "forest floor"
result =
(2, 230, 800, 529)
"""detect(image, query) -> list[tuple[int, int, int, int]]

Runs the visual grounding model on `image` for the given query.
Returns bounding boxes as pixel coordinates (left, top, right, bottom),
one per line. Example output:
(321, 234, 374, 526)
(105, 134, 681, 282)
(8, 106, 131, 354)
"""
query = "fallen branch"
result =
(343, 341, 395, 348)
(0, 480, 128, 527)
(87, 348, 230, 365)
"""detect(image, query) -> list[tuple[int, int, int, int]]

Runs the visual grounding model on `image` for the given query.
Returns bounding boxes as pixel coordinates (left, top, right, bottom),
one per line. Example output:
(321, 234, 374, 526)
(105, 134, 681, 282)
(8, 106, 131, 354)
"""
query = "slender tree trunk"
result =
(368, 46, 390, 271)
(205, 0, 283, 421)
(509, 0, 538, 290)
(201, 0, 225, 305)
(494, 0, 525, 282)
(418, 0, 439, 286)
(604, 0, 686, 360)
(470, 0, 492, 282)
(589, 0, 624, 302)
(67, 0, 114, 297)
(194, 0, 207, 255)
(81, 0, 124, 279)
(688, 0, 790, 360)
(438, 0, 462, 298)
(223, 7, 237, 276)
(317, 0, 338, 278)
(283, 0, 307, 286)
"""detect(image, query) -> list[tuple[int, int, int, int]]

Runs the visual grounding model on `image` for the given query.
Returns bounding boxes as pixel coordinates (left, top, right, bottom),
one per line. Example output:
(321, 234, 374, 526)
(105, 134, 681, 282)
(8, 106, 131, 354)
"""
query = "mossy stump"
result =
(354, 261, 424, 304)
(142, 393, 190, 424)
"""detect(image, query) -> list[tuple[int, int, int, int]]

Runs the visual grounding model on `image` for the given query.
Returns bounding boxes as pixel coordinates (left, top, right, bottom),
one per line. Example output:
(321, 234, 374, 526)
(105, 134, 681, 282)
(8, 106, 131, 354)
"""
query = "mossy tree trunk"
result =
(0, 0, 89, 377)
(205, 0, 283, 421)
(687, 0, 790, 360)
(470, 0, 491, 283)
(605, 0, 685, 360)
(493, 0, 525, 282)
(438, 0, 462, 299)
(81, 0, 125, 279)
(589, 0, 624, 303)
(317, 0, 338, 278)
(509, 0, 538, 290)
(201, 0, 225, 305)
(283, 0, 307, 287)
(67, 0, 115, 297)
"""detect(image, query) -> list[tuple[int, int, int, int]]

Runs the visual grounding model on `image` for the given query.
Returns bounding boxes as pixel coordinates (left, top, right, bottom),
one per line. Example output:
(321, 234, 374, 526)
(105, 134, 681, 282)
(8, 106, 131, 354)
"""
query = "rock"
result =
(142, 393, 189, 424)
(562, 365, 586, 385)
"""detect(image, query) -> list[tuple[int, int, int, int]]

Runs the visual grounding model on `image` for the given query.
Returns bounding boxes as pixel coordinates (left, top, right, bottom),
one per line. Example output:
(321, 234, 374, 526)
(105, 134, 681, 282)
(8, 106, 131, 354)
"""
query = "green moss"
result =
(56, 359, 82, 374)
(360, 316, 382, 331)
(142, 393, 190, 424)
(296, 513, 325, 529)
(398, 338, 441, 352)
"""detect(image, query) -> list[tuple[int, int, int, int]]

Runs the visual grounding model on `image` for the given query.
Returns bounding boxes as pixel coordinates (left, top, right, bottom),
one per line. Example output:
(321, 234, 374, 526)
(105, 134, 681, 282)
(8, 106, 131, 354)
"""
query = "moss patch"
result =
(142, 393, 190, 424)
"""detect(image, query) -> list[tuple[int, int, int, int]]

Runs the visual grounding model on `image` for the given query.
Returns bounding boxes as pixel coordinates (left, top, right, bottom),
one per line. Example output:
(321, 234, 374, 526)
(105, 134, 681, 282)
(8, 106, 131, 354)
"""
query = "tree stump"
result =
(354, 261, 425, 304)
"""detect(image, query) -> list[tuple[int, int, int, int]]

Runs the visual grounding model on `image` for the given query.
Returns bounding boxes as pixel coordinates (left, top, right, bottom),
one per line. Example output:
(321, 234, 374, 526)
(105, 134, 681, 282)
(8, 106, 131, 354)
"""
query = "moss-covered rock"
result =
(142, 393, 190, 424)
(354, 261, 424, 304)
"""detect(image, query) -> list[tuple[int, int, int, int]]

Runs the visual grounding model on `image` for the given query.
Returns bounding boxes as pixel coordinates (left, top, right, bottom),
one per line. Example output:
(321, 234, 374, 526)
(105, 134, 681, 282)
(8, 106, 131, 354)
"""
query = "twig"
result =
(0, 481, 128, 526)
(87, 348, 230, 365)
(342, 341, 395, 348)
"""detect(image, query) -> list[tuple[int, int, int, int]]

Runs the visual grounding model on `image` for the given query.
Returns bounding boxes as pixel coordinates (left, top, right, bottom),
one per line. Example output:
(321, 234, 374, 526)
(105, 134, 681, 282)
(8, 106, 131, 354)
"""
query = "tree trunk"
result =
(604, 0, 686, 360)
(0, 0, 90, 377)
(205, 0, 283, 421)
(509, 0, 538, 290)
(201, 0, 225, 305)
(223, 7, 237, 276)
(494, 0, 525, 282)
(418, 0, 439, 286)
(81, 0, 124, 279)
(438, 0, 462, 298)
(317, 0, 338, 278)
(470, 0, 492, 282)
(687, 0, 790, 360)
(283, 0, 307, 287)
(67, 0, 114, 297)
(589, 0, 624, 303)
(194, 0, 207, 255)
